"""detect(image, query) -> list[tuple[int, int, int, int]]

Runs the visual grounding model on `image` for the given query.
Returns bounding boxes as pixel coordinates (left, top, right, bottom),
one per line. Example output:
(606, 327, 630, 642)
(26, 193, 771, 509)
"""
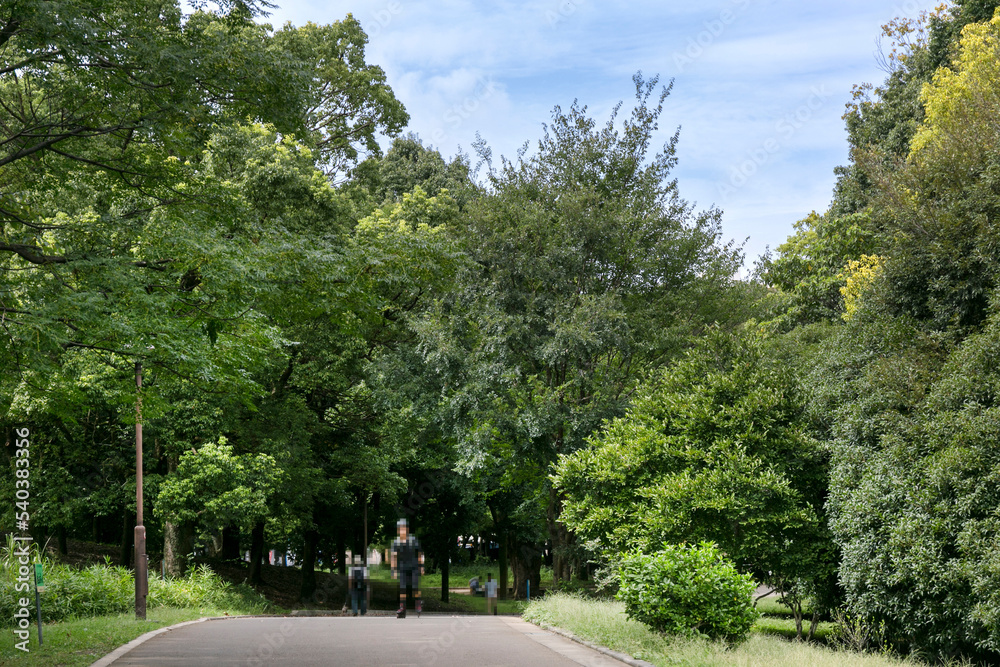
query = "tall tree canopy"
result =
(760, 3, 1000, 661)
(0, 2, 406, 398)
(415, 74, 748, 584)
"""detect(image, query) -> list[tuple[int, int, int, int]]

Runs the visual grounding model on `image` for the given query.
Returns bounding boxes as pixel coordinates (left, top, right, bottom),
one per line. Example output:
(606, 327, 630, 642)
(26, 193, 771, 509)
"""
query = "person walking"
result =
(390, 519, 424, 618)
(484, 572, 498, 615)
(348, 555, 369, 616)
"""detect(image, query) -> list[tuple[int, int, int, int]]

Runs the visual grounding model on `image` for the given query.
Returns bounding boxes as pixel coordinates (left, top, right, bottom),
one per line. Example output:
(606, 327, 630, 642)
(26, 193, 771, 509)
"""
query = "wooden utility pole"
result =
(135, 361, 147, 619)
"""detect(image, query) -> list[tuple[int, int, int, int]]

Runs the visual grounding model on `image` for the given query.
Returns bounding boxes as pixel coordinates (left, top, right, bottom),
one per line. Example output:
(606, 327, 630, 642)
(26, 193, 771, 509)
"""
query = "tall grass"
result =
(1, 535, 273, 625)
(523, 592, 929, 667)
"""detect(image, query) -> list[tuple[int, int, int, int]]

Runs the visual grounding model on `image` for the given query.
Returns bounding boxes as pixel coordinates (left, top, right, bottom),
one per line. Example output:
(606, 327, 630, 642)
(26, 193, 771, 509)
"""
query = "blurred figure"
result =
(349, 555, 369, 616)
(485, 572, 498, 615)
(391, 519, 423, 618)
(468, 574, 481, 595)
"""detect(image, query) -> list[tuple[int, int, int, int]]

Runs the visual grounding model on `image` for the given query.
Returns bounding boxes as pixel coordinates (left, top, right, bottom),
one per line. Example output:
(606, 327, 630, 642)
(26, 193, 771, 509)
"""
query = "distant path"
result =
(98, 615, 632, 666)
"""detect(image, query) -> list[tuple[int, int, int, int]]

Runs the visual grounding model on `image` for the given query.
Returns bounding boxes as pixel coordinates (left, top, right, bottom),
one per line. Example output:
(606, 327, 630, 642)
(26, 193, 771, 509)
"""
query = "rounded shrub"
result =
(615, 541, 758, 643)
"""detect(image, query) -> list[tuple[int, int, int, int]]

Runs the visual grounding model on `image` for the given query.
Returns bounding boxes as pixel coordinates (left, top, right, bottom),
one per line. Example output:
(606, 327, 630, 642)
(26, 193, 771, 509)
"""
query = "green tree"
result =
(1, 0, 412, 583)
(554, 329, 837, 638)
(272, 18, 408, 177)
(346, 133, 474, 215)
(156, 440, 284, 574)
(427, 73, 745, 585)
(0, 3, 407, 394)
(758, 211, 876, 328)
(809, 10, 1000, 660)
(871, 8, 1000, 332)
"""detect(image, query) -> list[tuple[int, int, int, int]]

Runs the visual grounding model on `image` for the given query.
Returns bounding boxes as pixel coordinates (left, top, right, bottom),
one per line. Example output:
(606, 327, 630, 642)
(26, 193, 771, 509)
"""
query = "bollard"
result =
(33, 563, 44, 646)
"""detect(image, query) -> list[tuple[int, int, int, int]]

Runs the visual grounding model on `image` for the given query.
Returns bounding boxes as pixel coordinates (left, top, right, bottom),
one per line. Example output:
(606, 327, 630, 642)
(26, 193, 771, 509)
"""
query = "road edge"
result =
(90, 612, 655, 667)
(89, 616, 227, 667)
(525, 619, 657, 667)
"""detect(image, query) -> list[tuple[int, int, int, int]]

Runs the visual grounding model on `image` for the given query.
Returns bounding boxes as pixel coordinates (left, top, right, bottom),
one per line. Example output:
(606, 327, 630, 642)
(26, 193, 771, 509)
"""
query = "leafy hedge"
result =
(1, 538, 272, 625)
(616, 542, 759, 643)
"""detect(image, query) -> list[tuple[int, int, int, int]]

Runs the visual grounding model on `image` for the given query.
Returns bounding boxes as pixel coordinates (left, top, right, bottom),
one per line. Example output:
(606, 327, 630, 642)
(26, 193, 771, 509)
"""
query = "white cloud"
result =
(256, 0, 916, 264)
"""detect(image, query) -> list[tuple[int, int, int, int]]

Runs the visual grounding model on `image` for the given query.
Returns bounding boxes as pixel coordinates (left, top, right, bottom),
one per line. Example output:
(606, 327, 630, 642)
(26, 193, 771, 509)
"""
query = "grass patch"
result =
(440, 592, 527, 615)
(754, 615, 837, 642)
(755, 596, 798, 617)
(523, 592, 926, 667)
(367, 563, 526, 590)
(1, 537, 279, 665)
(1, 562, 274, 626)
(0, 606, 237, 667)
(2, 537, 275, 626)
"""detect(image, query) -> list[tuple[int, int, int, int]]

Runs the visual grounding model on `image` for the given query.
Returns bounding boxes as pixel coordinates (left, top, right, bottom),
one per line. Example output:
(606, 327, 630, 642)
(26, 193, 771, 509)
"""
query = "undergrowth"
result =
(1, 535, 273, 625)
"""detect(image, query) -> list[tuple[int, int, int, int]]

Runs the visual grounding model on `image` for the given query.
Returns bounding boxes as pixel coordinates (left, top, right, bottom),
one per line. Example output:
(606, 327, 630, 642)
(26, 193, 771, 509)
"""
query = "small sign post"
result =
(33, 563, 44, 646)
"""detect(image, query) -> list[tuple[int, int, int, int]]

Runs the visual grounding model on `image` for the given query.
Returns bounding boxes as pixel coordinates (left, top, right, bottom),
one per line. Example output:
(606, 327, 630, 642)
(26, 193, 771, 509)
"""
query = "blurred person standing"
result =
(484, 572, 498, 615)
(391, 519, 423, 618)
(348, 555, 369, 616)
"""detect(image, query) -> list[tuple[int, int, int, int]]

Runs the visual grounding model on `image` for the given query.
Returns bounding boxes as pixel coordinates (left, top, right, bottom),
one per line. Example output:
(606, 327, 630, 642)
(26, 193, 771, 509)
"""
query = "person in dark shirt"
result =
(391, 519, 423, 618)
(348, 555, 369, 616)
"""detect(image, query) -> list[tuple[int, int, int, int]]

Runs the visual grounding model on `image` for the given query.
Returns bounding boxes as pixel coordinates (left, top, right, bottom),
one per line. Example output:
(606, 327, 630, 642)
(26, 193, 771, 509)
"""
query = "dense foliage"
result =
(0, 537, 272, 624)
(756, 2, 1000, 661)
(555, 329, 837, 638)
(615, 542, 758, 643)
(3, 1, 1000, 661)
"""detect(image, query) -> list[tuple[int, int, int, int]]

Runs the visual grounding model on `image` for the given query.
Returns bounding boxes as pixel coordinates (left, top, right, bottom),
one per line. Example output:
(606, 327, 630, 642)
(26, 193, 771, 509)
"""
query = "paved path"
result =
(100, 616, 632, 667)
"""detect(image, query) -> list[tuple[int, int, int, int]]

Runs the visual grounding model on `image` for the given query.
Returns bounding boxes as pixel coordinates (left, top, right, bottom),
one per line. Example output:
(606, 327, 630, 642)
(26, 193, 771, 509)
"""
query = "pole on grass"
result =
(33, 563, 44, 645)
(135, 360, 147, 620)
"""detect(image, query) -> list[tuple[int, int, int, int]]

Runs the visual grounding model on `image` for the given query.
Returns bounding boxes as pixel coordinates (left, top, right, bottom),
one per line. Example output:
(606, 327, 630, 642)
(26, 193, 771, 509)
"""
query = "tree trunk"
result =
(299, 528, 319, 601)
(221, 524, 241, 561)
(440, 538, 451, 603)
(793, 599, 804, 640)
(336, 528, 347, 576)
(808, 611, 820, 641)
(511, 541, 542, 600)
(498, 530, 508, 601)
(547, 487, 573, 585)
(163, 520, 193, 577)
(57, 524, 68, 556)
(249, 520, 265, 585)
(120, 510, 133, 567)
(363, 495, 369, 565)
(208, 530, 222, 557)
(510, 535, 520, 598)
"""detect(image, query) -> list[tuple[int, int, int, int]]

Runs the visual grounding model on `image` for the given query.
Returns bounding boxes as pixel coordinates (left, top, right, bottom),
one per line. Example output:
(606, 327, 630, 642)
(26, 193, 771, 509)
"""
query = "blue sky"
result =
(256, 0, 938, 269)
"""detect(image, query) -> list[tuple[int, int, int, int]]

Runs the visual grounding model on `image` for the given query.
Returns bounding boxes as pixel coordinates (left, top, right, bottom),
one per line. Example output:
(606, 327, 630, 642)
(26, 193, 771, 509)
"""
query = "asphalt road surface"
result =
(100, 615, 634, 666)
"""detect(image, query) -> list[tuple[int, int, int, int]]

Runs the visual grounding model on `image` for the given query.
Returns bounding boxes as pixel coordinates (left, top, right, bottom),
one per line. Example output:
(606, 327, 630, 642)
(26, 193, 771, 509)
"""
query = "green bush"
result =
(1, 537, 272, 625)
(615, 542, 758, 643)
(817, 305, 1000, 662)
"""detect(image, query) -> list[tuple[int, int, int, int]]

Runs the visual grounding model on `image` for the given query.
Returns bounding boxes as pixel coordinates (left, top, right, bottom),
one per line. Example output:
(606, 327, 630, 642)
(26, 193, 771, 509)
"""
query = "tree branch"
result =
(0, 243, 68, 264)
